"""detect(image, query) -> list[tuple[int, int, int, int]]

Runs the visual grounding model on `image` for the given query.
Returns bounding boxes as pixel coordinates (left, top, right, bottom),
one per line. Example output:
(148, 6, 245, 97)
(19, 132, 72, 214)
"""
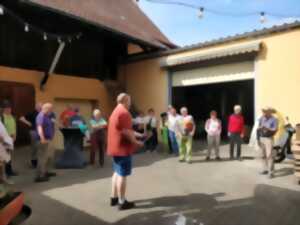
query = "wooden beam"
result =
(40, 42, 65, 90)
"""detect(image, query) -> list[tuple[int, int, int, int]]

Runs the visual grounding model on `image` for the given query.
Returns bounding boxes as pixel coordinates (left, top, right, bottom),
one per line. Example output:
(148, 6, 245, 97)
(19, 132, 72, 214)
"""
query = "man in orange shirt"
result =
(107, 93, 143, 210)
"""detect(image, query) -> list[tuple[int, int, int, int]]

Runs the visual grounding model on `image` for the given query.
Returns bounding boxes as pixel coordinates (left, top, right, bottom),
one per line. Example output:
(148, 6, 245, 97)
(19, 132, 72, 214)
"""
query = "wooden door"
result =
(0, 81, 35, 146)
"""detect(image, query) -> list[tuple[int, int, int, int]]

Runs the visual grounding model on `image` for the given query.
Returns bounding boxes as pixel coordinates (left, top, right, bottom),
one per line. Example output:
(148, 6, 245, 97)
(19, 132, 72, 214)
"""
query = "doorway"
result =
(172, 80, 254, 139)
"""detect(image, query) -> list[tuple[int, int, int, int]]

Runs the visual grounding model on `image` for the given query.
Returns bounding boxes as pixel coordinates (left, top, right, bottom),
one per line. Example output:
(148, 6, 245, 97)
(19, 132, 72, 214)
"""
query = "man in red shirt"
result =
(59, 105, 75, 127)
(228, 105, 245, 160)
(107, 93, 143, 210)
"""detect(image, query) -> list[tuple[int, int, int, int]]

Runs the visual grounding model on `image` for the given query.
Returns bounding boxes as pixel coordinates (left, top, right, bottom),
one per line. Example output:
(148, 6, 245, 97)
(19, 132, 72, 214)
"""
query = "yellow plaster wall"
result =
(255, 29, 300, 124)
(123, 28, 300, 125)
(122, 59, 168, 114)
(0, 66, 114, 117)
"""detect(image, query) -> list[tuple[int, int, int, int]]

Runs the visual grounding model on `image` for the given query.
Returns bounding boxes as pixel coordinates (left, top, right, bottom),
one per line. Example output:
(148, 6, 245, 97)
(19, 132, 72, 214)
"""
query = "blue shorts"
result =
(113, 156, 132, 177)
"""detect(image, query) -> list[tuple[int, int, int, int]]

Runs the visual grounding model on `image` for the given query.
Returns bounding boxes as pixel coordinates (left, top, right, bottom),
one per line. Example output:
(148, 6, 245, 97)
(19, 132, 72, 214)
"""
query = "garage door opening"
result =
(172, 80, 254, 140)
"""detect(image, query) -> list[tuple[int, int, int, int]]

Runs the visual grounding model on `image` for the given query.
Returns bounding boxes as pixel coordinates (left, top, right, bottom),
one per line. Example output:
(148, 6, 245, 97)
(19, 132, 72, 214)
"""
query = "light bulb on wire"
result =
(43, 33, 47, 40)
(260, 12, 266, 24)
(198, 7, 204, 19)
(24, 24, 29, 32)
(0, 6, 4, 15)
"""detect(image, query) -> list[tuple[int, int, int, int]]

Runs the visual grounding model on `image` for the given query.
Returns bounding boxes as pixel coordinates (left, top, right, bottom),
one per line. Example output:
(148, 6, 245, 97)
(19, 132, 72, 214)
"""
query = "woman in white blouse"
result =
(205, 110, 222, 161)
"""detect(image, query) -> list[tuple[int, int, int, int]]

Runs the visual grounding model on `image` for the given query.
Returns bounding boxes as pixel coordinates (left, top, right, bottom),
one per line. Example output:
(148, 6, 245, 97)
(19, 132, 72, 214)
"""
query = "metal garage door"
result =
(172, 61, 254, 87)
(53, 99, 94, 150)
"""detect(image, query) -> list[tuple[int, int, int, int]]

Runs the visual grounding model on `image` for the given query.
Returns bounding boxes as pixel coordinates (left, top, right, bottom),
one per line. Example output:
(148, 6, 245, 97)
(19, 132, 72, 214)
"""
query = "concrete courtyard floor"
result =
(11, 143, 300, 225)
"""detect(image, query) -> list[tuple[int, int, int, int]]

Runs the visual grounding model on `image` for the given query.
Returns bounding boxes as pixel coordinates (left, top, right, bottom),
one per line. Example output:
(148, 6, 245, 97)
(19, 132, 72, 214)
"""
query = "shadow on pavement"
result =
(22, 184, 300, 225)
(274, 167, 294, 178)
(12, 146, 168, 195)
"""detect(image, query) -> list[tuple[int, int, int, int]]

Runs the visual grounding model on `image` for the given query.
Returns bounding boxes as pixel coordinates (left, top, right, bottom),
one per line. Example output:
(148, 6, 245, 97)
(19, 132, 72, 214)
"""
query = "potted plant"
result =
(0, 165, 25, 225)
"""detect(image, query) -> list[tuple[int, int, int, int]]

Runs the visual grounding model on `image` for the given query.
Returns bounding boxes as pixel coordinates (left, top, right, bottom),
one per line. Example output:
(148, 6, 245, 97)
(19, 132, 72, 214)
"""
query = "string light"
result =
(146, 0, 300, 23)
(24, 24, 29, 32)
(0, 4, 82, 43)
(197, 7, 204, 19)
(0, 5, 4, 15)
(260, 12, 266, 24)
(76, 34, 81, 39)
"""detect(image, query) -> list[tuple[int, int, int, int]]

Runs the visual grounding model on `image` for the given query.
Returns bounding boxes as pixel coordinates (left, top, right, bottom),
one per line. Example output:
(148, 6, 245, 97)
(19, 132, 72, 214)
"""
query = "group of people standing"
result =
(106, 94, 280, 211)
(0, 101, 18, 184)
(59, 106, 108, 167)
(159, 104, 245, 164)
(0, 91, 281, 212)
(132, 109, 158, 152)
(0, 100, 109, 184)
(0, 101, 56, 183)
(161, 106, 196, 163)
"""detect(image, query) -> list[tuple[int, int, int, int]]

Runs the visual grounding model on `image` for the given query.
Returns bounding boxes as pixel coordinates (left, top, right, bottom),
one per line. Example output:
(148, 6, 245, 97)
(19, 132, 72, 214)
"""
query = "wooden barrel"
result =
(292, 141, 300, 182)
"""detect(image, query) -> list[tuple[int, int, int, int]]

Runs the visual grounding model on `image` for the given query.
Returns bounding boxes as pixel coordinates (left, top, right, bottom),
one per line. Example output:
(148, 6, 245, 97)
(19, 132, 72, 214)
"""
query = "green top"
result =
(90, 118, 107, 131)
(3, 114, 16, 136)
(160, 120, 169, 146)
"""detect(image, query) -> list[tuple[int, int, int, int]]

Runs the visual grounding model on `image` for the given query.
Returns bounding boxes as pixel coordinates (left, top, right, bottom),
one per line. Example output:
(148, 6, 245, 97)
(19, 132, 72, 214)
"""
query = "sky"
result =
(139, 0, 300, 47)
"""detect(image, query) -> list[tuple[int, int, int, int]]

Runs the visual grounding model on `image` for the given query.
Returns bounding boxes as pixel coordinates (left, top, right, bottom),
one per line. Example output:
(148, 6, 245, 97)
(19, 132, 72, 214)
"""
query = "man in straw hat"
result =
(107, 93, 144, 210)
(257, 106, 278, 179)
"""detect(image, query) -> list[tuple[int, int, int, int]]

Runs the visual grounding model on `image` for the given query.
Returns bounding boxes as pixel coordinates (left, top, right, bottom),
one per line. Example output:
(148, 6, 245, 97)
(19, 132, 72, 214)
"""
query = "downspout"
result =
(40, 41, 66, 90)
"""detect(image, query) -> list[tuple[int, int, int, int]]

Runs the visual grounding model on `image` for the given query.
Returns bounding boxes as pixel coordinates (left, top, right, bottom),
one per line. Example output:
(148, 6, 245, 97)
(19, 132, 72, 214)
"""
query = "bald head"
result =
(234, 105, 242, 114)
(42, 103, 53, 114)
(117, 93, 131, 109)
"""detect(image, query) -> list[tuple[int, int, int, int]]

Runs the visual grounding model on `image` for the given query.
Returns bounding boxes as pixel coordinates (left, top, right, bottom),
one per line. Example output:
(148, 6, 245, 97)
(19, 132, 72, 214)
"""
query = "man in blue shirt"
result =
(258, 107, 278, 179)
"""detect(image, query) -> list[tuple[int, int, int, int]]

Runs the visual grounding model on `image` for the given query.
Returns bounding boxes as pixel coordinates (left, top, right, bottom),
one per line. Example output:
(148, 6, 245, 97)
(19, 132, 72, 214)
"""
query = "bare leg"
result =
(117, 175, 127, 202)
(111, 172, 118, 198)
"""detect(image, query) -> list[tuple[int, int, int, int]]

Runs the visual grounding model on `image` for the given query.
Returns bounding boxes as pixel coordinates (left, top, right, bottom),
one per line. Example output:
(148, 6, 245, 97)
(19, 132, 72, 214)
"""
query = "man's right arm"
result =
(121, 129, 143, 147)
(119, 113, 143, 147)
(37, 116, 47, 144)
(37, 125, 47, 144)
(19, 116, 32, 127)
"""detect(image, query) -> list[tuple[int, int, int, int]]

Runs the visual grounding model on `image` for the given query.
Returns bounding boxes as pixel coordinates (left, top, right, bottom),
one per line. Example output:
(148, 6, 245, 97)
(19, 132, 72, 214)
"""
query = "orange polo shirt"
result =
(107, 104, 136, 157)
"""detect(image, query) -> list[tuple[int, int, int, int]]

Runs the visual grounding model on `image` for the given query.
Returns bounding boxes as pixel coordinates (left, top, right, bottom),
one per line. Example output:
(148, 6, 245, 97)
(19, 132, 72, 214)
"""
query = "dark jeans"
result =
(145, 128, 158, 151)
(90, 130, 106, 166)
(169, 130, 179, 155)
(229, 133, 242, 158)
(5, 160, 15, 177)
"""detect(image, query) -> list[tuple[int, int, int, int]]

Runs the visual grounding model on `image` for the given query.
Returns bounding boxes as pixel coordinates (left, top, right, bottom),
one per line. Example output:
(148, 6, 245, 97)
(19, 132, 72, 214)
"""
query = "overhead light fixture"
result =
(43, 33, 47, 40)
(260, 12, 266, 24)
(198, 7, 204, 19)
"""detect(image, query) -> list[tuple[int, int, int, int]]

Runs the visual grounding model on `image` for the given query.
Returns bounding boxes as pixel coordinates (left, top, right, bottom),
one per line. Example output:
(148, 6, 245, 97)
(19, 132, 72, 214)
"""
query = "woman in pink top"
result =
(205, 111, 222, 161)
